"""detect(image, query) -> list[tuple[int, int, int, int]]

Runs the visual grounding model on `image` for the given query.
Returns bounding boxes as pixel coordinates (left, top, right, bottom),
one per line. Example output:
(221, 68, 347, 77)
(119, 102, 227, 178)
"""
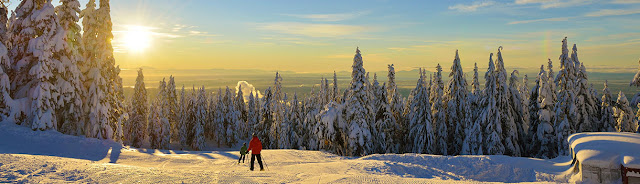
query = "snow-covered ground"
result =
(0, 122, 573, 183)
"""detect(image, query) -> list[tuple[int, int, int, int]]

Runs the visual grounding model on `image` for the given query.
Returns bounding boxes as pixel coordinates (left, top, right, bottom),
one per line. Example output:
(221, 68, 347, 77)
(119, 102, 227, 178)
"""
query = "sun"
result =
(123, 26, 152, 53)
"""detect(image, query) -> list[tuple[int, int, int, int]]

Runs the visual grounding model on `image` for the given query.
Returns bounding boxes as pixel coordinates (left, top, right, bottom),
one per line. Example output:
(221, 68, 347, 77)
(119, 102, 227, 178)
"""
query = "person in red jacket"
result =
(247, 133, 264, 171)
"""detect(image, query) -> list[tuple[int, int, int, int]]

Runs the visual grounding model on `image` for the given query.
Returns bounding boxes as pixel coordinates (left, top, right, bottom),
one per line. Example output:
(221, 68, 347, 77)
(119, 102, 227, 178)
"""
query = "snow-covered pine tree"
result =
(99, 0, 125, 141)
(615, 91, 637, 132)
(343, 47, 373, 156)
(247, 91, 257, 138)
(8, 0, 65, 131)
(178, 85, 188, 148)
(235, 85, 248, 138)
(508, 70, 528, 156)
(574, 46, 600, 133)
(480, 53, 505, 155)
(278, 93, 291, 149)
(149, 79, 170, 149)
(127, 69, 148, 147)
(258, 87, 273, 148)
(333, 71, 339, 102)
(55, 0, 85, 136)
(408, 68, 435, 154)
(316, 99, 347, 154)
(430, 64, 447, 155)
(554, 38, 578, 156)
(462, 63, 482, 155)
(444, 50, 468, 156)
(0, 2, 7, 45)
(303, 88, 321, 150)
(79, 0, 104, 137)
(289, 92, 302, 149)
(209, 89, 224, 146)
(223, 87, 239, 147)
(629, 59, 640, 132)
(191, 86, 207, 151)
(600, 81, 616, 132)
(166, 76, 179, 142)
(271, 72, 284, 149)
(493, 47, 521, 157)
(386, 64, 405, 152)
(530, 66, 557, 159)
(374, 83, 397, 153)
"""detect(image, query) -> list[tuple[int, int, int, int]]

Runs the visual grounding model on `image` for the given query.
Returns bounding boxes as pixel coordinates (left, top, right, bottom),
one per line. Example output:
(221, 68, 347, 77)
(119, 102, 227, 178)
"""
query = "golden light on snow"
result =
(122, 25, 152, 53)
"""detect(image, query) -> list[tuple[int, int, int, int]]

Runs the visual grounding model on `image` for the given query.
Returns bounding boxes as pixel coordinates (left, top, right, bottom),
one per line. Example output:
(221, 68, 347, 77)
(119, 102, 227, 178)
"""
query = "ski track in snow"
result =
(0, 122, 573, 183)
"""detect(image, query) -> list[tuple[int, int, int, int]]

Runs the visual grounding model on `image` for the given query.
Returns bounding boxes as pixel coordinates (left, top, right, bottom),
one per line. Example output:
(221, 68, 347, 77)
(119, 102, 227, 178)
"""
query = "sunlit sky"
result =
(8, 0, 640, 73)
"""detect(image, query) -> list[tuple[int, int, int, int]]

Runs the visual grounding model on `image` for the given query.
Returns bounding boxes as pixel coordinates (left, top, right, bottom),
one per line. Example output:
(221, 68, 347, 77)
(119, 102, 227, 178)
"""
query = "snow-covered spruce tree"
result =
(235, 85, 248, 139)
(574, 46, 600, 133)
(386, 64, 406, 152)
(223, 87, 239, 147)
(479, 53, 505, 155)
(316, 99, 347, 154)
(444, 50, 468, 156)
(0, 34, 11, 122)
(408, 68, 435, 154)
(209, 89, 223, 146)
(343, 48, 373, 156)
(247, 92, 257, 138)
(530, 66, 557, 159)
(55, 0, 85, 136)
(8, 0, 65, 130)
(509, 70, 528, 156)
(0, 2, 7, 45)
(374, 83, 397, 153)
(333, 71, 339, 102)
(271, 72, 284, 149)
(149, 79, 170, 149)
(462, 63, 482, 155)
(629, 59, 640, 131)
(289, 92, 303, 149)
(100, 0, 125, 141)
(615, 91, 637, 132)
(258, 87, 273, 148)
(78, 0, 110, 138)
(600, 81, 616, 132)
(430, 64, 447, 155)
(554, 38, 578, 156)
(278, 93, 291, 149)
(191, 86, 207, 151)
(127, 69, 148, 147)
(494, 47, 521, 157)
(166, 76, 179, 142)
(303, 88, 321, 150)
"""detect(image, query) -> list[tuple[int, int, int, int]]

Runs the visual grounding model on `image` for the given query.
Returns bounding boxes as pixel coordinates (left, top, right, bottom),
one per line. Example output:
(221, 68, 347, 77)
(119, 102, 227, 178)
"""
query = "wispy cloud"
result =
(448, 1, 496, 12)
(508, 17, 570, 24)
(612, 0, 640, 4)
(515, 0, 593, 9)
(282, 11, 371, 22)
(585, 8, 640, 17)
(256, 22, 371, 37)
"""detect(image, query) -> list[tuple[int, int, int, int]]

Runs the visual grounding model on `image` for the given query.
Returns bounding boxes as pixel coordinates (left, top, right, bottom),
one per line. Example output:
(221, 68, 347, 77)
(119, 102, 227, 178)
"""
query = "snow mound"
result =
(569, 132, 640, 168)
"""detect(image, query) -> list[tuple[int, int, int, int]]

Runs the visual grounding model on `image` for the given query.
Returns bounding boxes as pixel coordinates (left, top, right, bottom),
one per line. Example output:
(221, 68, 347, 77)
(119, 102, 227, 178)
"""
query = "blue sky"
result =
(7, 0, 640, 73)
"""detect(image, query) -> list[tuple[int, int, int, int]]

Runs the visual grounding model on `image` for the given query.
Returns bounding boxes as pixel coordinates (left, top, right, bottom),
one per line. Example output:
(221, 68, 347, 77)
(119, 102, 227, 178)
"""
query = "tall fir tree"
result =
(574, 45, 600, 133)
(408, 69, 435, 154)
(149, 79, 170, 149)
(493, 47, 521, 157)
(530, 66, 557, 158)
(223, 87, 239, 147)
(191, 86, 206, 151)
(55, 0, 85, 135)
(614, 91, 637, 132)
(166, 76, 179, 142)
(343, 48, 373, 156)
(554, 38, 577, 156)
(258, 87, 273, 148)
(430, 64, 447, 155)
(600, 81, 616, 132)
(462, 63, 483, 155)
(444, 50, 468, 155)
(480, 53, 505, 155)
(271, 72, 284, 148)
(128, 69, 147, 147)
(235, 85, 248, 139)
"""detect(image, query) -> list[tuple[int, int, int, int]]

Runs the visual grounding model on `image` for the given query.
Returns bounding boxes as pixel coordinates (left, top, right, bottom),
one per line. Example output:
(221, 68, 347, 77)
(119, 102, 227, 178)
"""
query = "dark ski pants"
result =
(250, 154, 264, 171)
(238, 154, 246, 163)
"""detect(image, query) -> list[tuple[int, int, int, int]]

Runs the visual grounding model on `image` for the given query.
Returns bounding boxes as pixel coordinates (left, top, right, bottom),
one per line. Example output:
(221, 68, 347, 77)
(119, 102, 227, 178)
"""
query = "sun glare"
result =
(123, 26, 152, 53)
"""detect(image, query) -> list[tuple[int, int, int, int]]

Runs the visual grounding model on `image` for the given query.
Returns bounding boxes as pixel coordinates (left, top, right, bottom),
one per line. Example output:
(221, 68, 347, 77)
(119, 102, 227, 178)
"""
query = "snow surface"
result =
(569, 132, 640, 168)
(0, 122, 573, 183)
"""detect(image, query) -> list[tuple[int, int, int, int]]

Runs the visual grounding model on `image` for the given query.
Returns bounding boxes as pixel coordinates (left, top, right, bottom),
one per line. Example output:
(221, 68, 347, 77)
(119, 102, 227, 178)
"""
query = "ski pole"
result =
(262, 154, 270, 171)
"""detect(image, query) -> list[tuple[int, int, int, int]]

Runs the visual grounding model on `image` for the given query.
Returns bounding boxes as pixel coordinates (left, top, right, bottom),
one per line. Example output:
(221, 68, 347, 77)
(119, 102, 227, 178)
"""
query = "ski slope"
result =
(0, 122, 573, 183)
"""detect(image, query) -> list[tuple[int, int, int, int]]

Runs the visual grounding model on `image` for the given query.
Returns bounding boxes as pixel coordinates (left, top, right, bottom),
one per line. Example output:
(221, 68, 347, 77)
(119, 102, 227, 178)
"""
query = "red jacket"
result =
(247, 136, 262, 154)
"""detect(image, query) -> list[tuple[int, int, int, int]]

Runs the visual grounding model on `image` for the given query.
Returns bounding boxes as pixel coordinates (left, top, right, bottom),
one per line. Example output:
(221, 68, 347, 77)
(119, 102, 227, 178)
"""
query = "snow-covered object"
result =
(288, 92, 303, 149)
(614, 91, 637, 132)
(191, 86, 206, 151)
(494, 48, 521, 157)
(271, 72, 284, 148)
(332, 71, 339, 102)
(258, 87, 273, 148)
(166, 76, 178, 142)
(630, 58, 640, 87)
(444, 50, 468, 156)
(374, 83, 398, 153)
(600, 81, 617, 132)
(569, 132, 640, 183)
(127, 69, 147, 147)
(431, 64, 447, 155)
(235, 85, 248, 139)
(223, 87, 239, 147)
(343, 48, 373, 156)
(386, 64, 406, 152)
(8, 0, 67, 131)
(509, 70, 529, 156)
(408, 68, 435, 154)
(247, 91, 258, 139)
(149, 79, 170, 149)
(479, 53, 505, 155)
(462, 63, 482, 155)
(528, 66, 557, 159)
(554, 38, 579, 156)
(178, 86, 194, 148)
(574, 49, 600, 133)
(55, 0, 85, 136)
(0, 39, 12, 121)
(316, 100, 347, 154)
(0, 3, 8, 45)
